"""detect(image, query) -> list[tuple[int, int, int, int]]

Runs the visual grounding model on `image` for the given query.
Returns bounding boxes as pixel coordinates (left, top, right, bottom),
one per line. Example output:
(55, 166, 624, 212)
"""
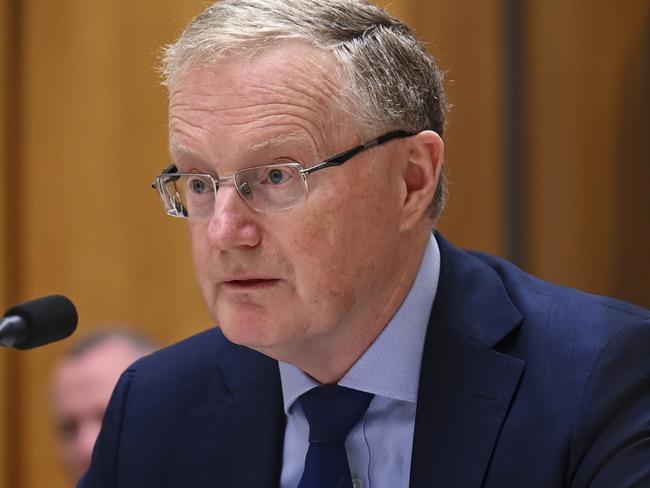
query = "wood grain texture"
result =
(378, 0, 508, 256)
(0, 0, 8, 484)
(524, 0, 650, 305)
(1, 1, 22, 487)
(16, 1, 209, 486)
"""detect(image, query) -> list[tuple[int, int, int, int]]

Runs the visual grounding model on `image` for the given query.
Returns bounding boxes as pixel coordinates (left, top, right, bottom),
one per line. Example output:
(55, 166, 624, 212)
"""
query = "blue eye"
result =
(266, 168, 291, 185)
(188, 176, 209, 194)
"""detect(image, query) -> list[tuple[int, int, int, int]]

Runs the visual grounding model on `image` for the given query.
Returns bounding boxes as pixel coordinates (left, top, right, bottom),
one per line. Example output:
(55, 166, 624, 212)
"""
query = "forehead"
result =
(168, 42, 348, 165)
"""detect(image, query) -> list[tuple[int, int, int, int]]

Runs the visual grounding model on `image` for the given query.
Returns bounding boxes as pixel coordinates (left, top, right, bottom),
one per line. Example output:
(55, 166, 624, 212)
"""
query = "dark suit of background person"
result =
(80, 235, 650, 487)
(79, 0, 650, 486)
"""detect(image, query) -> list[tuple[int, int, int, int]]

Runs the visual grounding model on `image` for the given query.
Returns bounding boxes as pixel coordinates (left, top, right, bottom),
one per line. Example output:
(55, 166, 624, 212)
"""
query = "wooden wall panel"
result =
(379, 0, 507, 256)
(1, 1, 19, 487)
(16, 1, 208, 487)
(525, 0, 650, 306)
(0, 0, 9, 306)
(615, 11, 650, 308)
(0, 0, 9, 484)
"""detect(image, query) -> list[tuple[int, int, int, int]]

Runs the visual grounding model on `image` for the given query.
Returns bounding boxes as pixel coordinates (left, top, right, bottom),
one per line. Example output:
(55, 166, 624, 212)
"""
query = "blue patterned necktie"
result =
(297, 385, 374, 488)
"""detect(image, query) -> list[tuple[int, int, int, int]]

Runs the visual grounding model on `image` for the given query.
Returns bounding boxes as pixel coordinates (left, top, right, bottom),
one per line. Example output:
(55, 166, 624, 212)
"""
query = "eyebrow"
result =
(168, 144, 209, 169)
(246, 131, 316, 153)
(168, 131, 319, 172)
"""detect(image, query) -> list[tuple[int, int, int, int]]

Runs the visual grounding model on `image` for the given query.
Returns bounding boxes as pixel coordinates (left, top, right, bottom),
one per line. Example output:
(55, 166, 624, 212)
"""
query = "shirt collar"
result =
(279, 234, 441, 413)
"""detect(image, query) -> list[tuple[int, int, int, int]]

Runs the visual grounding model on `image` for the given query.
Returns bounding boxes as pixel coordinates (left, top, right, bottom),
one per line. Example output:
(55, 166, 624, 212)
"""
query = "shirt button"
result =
(352, 478, 363, 488)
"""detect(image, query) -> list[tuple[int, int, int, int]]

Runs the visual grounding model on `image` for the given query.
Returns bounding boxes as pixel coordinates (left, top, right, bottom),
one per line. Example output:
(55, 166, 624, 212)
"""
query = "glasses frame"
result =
(152, 129, 414, 217)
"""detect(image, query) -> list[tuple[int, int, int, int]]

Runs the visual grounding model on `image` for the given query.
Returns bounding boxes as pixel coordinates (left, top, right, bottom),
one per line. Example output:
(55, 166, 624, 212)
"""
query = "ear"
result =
(399, 130, 444, 231)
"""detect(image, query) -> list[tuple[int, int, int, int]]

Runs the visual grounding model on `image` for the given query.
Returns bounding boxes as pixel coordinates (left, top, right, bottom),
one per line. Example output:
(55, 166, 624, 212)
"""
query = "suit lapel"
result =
(410, 236, 526, 487)
(173, 342, 285, 488)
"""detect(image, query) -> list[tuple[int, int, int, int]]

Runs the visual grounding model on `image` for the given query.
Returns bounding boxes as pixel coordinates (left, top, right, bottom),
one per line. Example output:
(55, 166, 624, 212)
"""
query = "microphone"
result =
(0, 295, 78, 350)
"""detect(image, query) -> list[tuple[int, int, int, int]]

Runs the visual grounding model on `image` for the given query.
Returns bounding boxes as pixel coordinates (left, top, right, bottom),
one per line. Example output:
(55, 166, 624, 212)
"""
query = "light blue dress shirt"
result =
(279, 235, 441, 488)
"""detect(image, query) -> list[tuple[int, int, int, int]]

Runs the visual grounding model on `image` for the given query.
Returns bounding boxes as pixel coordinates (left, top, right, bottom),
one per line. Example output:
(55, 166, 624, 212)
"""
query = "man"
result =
(51, 330, 155, 483)
(81, 1, 650, 487)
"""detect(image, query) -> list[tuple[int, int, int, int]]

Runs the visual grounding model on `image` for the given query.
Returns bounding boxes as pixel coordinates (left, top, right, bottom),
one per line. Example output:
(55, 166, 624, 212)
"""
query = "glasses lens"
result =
(155, 174, 186, 217)
(235, 164, 306, 211)
(158, 174, 215, 218)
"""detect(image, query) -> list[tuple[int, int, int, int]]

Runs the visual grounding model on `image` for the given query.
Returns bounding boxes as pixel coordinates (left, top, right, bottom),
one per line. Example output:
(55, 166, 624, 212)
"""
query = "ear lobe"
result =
(399, 130, 444, 231)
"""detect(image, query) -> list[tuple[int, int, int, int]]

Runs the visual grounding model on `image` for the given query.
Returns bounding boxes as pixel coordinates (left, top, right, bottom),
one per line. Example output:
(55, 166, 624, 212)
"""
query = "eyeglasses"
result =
(152, 130, 413, 218)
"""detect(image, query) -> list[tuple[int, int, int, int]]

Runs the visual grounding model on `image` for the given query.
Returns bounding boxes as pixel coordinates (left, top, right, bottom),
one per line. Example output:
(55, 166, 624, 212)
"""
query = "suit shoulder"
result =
(125, 327, 278, 399)
(461, 248, 650, 376)
(132, 327, 229, 374)
(468, 249, 650, 327)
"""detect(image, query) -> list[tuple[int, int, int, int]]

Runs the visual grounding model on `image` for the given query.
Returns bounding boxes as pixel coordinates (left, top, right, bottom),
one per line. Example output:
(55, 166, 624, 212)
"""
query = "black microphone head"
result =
(3, 295, 78, 349)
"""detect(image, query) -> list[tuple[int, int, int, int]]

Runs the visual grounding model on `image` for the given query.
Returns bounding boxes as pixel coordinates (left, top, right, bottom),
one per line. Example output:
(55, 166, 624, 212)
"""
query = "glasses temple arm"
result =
(302, 130, 415, 175)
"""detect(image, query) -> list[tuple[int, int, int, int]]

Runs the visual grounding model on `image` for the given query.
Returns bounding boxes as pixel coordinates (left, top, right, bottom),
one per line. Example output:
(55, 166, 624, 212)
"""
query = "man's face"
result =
(50, 340, 145, 481)
(168, 43, 414, 366)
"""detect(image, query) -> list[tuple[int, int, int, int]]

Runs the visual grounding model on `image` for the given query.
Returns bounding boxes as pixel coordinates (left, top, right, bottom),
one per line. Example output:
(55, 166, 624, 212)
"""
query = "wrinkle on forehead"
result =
(168, 43, 345, 160)
(247, 130, 314, 152)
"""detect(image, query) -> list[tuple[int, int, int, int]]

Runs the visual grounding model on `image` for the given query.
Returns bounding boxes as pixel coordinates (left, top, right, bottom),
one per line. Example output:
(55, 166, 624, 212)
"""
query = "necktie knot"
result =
(299, 385, 373, 444)
(297, 385, 373, 488)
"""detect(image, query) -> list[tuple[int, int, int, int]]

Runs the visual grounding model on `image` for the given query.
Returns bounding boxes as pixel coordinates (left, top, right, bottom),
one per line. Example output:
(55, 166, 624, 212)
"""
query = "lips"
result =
(221, 278, 280, 289)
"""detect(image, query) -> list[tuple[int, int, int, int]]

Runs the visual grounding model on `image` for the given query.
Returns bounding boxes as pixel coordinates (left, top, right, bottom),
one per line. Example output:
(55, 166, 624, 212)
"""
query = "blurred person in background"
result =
(50, 329, 156, 483)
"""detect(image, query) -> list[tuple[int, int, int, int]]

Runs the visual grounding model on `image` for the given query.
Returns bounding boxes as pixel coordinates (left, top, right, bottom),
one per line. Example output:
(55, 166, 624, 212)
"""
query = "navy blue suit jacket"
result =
(80, 236, 650, 487)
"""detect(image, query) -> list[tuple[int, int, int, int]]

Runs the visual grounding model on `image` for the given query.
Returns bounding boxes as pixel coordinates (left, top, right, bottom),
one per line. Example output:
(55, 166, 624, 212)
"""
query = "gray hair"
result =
(162, 0, 448, 220)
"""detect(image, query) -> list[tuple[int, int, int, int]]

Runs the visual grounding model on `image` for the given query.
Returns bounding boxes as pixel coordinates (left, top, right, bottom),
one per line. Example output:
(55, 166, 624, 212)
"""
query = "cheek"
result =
(293, 172, 402, 298)
(188, 226, 218, 307)
(189, 225, 210, 276)
(305, 185, 397, 254)
(288, 203, 381, 305)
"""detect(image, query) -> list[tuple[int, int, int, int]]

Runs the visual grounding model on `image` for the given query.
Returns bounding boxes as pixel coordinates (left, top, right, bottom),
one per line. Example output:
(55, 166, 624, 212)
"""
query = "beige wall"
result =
(398, 0, 508, 255)
(1, 1, 19, 487)
(2, 2, 211, 486)
(1, 0, 7, 478)
(1, 1, 648, 487)
(525, 0, 650, 301)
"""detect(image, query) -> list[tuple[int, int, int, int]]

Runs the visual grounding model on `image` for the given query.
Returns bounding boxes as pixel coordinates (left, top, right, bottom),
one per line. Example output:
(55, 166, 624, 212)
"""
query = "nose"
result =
(205, 185, 262, 250)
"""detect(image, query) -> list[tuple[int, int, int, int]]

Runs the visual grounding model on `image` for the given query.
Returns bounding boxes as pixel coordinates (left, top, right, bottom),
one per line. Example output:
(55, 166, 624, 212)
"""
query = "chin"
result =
(216, 305, 285, 351)
(220, 326, 291, 358)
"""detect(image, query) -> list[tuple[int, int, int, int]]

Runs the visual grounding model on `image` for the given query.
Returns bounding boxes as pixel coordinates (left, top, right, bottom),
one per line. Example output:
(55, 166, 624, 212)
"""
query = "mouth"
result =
(221, 278, 281, 290)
